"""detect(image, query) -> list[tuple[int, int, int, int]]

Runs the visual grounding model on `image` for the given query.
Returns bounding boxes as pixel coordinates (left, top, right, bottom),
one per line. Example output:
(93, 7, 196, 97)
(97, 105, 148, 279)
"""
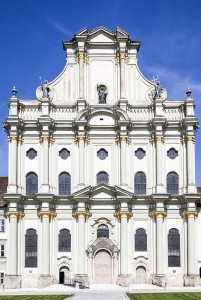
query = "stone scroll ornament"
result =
(36, 79, 54, 101)
(148, 76, 167, 102)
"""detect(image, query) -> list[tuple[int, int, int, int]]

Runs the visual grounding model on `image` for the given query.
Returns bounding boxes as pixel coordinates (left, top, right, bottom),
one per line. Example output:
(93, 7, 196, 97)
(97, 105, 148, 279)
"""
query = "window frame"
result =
(135, 228, 147, 251)
(58, 229, 71, 252)
(168, 228, 180, 267)
(167, 172, 179, 195)
(26, 172, 38, 196)
(58, 172, 71, 196)
(0, 245, 5, 257)
(0, 219, 5, 232)
(134, 172, 146, 195)
(97, 224, 109, 239)
(25, 228, 38, 268)
(96, 171, 109, 185)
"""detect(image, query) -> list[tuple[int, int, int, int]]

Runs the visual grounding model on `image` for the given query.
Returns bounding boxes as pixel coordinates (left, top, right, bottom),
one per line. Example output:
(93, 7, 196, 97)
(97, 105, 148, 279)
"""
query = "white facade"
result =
(1, 26, 201, 288)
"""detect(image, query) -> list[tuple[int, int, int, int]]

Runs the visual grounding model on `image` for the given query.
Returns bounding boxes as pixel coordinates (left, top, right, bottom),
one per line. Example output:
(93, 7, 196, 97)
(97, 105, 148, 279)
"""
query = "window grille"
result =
(134, 172, 146, 195)
(59, 172, 71, 195)
(25, 229, 37, 268)
(135, 228, 147, 251)
(167, 172, 179, 195)
(58, 229, 71, 252)
(26, 172, 38, 195)
(168, 228, 180, 267)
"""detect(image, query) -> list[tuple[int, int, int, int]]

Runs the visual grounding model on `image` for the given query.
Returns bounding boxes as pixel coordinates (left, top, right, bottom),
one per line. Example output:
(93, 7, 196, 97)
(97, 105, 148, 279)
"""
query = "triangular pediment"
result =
(89, 27, 115, 44)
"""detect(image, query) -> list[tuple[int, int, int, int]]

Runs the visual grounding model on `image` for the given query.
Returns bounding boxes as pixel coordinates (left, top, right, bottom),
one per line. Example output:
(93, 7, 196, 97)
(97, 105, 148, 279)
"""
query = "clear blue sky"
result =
(1, 0, 201, 184)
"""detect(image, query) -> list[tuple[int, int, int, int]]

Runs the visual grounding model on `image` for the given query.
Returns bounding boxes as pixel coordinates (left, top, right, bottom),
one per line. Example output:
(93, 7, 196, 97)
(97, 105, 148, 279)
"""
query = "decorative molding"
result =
(8, 136, 18, 143)
(180, 136, 195, 144)
(149, 211, 167, 219)
(72, 211, 92, 220)
(114, 211, 133, 220)
(149, 136, 165, 144)
(6, 211, 25, 221)
(74, 136, 90, 145)
(115, 136, 131, 145)
(38, 211, 57, 220)
(39, 136, 50, 144)
(180, 211, 198, 219)
(115, 52, 129, 64)
(75, 51, 89, 64)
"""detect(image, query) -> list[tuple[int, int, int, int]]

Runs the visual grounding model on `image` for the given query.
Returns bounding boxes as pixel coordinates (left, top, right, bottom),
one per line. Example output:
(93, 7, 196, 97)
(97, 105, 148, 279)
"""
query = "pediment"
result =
(89, 27, 115, 44)
(89, 33, 114, 43)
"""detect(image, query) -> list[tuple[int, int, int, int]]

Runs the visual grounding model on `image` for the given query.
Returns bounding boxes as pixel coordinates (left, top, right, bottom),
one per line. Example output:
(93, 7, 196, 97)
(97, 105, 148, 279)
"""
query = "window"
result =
(96, 171, 109, 184)
(59, 148, 70, 160)
(97, 224, 109, 238)
(26, 148, 37, 160)
(135, 228, 147, 251)
(59, 172, 71, 195)
(167, 172, 179, 195)
(0, 245, 5, 257)
(167, 148, 178, 160)
(135, 148, 146, 160)
(0, 220, 5, 232)
(26, 172, 38, 195)
(134, 172, 146, 195)
(58, 229, 71, 252)
(0, 272, 4, 284)
(97, 148, 108, 160)
(25, 229, 37, 268)
(168, 228, 180, 267)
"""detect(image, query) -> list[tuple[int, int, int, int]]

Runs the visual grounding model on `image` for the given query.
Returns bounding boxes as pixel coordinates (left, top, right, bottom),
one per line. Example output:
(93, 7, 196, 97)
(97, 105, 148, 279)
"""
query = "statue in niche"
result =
(42, 80, 49, 98)
(150, 76, 164, 100)
(97, 84, 107, 103)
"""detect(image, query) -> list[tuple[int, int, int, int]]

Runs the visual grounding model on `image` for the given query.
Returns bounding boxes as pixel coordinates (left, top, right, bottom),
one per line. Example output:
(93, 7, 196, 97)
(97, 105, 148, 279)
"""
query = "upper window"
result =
(97, 148, 108, 160)
(25, 229, 37, 268)
(167, 148, 178, 160)
(0, 245, 5, 257)
(26, 148, 37, 160)
(134, 172, 146, 195)
(167, 172, 179, 195)
(135, 228, 147, 251)
(97, 224, 109, 239)
(26, 172, 38, 195)
(168, 228, 180, 267)
(96, 171, 109, 185)
(0, 220, 5, 232)
(59, 148, 70, 160)
(135, 148, 146, 160)
(58, 229, 71, 252)
(59, 172, 71, 195)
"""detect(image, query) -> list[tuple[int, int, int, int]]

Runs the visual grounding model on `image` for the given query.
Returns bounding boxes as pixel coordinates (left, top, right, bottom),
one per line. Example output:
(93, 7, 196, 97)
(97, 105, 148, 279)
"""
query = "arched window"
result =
(134, 172, 146, 195)
(25, 229, 37, 268)
(96, 171, 109, 184)
(167, 172, 179, 195)
(58, 229, 71, 252)
(168, 228, 180, 267)
(59, 172, 71, 195)
(97, 224, 109, 239)
(135, 228, 147, 251)
(26, 172, 38, 195)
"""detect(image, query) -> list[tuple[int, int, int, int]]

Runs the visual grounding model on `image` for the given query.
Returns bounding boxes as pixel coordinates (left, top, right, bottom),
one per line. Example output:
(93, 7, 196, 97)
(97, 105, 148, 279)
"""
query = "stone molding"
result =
(114, 211, 133, 220)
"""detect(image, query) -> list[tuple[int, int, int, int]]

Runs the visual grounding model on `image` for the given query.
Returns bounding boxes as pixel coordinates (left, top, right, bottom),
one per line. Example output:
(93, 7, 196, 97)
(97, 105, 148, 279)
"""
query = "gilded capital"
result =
(38, 211, 57, 220)
(74, 136, 90, 145)
(180, 211, 198, 219)
(72, 211, 92, 220)
(8, 136, 18, 143)
(114, 211, 133, 220)
(115, 136, 131, 145)
(149, 211, 167, 219)
(155, 136, 165, 143)
(6, 211, 25, 221)
(186, 136, 195, 143)
(39, 136, 50, 144)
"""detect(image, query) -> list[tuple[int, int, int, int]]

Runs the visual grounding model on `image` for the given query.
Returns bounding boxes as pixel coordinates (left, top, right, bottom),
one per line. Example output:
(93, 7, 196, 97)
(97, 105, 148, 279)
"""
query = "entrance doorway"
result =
(59, 266, 69, 284)
(136, 266, 146, 284)
(94, 250, 112, 283)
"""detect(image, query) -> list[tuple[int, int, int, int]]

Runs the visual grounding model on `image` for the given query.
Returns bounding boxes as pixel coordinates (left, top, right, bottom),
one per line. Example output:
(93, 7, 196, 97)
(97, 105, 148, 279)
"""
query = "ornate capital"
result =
(38, 211, 57, 220)
(39, 135, 50, 144)
(115, 52, 129, 64)
(149, 136, 165, 144)
(115, 136, 131, 145)
(8, 136, 18, 143)
(149, 211, 167, 219)
(180, 211, 198, 219)
(186, 136, 195, 143)
(114, 211, 133, 220)
(72, 211, 92, 220)
(74, 136, 90, 145)
(75, 51, 89, 64)
(6, 211, 25, 221)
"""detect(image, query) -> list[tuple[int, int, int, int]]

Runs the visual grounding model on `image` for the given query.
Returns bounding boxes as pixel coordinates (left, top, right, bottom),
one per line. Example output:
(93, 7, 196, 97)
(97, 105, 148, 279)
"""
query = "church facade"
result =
(1, 27, 201, 288)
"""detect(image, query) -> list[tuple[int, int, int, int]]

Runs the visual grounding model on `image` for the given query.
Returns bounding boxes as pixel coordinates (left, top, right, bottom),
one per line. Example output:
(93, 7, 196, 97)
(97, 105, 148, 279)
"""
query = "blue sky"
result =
(1, 0, 201, 184)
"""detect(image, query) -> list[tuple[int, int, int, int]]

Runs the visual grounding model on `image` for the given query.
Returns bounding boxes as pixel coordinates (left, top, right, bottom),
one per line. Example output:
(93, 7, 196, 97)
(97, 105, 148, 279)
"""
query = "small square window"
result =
(0, 220, 5, 232)
(0, 272, 4, 284)
(0, 245, 5, 257)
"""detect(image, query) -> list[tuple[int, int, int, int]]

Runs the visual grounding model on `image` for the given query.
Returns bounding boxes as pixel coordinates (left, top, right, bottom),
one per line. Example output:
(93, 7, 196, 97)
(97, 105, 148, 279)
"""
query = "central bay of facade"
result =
(2, 27, 200, 289)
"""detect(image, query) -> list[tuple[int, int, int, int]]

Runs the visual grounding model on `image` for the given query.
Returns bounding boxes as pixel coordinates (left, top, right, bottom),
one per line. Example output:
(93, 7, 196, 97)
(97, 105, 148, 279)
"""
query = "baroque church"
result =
(1, 26, 201, 289)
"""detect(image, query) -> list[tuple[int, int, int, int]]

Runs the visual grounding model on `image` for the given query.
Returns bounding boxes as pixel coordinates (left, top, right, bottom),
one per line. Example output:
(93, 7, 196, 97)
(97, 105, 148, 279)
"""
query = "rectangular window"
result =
(0, 220, 5, 232)
(0, 272, 4, 284)
(0, 245, 5, 257)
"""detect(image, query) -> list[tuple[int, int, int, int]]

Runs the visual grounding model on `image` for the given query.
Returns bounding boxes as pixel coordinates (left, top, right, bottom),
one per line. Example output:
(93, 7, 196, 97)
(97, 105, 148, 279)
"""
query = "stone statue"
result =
(97, 85, 107, 103)
(155, 81, 163, 98)
(42, 80, 49, 98)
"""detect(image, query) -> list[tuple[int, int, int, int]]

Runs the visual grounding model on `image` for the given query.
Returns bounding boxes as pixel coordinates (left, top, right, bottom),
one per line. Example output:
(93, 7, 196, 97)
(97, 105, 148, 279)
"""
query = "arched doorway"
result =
(94, 250, 112, 284)
(136, 266, 146, 284)
(59, 266, 69, 284)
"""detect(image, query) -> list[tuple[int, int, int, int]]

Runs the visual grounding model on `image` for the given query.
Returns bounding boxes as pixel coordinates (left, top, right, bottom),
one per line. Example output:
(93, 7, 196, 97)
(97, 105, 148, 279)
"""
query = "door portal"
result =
(94, 250, 112, 284)
(136, 266, 146, 284)
(59, 266, 69, 284)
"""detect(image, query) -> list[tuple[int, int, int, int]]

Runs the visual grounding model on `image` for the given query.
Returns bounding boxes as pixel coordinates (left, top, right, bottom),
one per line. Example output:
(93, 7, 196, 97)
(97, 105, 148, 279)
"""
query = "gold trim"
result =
(115, 56, 120, 64)
(72, 211, 92, 220)
(6, 211, 25, 221)
(39, 136, 50, 144)
(74, 136, 90, 145)
(38, 211, 57, 220)
(149, 136, 165, 144)
(8, 136, 18, 143)
(149, 211, 167, 219)
(186, 136, 195, 143)
(114, 211, 133, 220)
(75, 51, 89, 64)
(115, 136, 131, 145)
(180, 211, 198, 219)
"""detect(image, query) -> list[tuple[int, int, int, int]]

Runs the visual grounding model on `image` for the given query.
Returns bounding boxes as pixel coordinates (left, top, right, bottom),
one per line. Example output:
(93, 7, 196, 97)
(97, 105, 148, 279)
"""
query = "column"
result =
(9, 136, 18, 192)
(78, 137, 85, 186)
(79, 51, 84, 99)
(88, 252, 93, 283)
(7, 212, 18, 274)
(42, 136, 49, 193)
(186, 136, 196, 193)
(120, 137, 127, 186)
(39, 212, 50, 274)
(156, 213, 165, 274)
(186, 212, 197, 275)
(120, 52, 126, 99)
(155, 136, 165, 193)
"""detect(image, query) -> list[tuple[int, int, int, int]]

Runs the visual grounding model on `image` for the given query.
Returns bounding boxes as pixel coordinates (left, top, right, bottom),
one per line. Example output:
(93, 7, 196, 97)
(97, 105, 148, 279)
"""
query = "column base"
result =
(184, 275, 201, 287)
(4, 275, 21, 289)
(38, 275, 55, 288)
(151, 275, 167, 287)
(116, 274, 133, 287)
(74, 274, 89, 286)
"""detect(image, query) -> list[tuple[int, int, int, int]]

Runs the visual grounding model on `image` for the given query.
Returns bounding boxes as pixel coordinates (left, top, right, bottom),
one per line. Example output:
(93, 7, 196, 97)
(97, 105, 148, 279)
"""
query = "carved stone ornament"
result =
(36, 82, 54, 102)
(87, 237, 119, 255)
